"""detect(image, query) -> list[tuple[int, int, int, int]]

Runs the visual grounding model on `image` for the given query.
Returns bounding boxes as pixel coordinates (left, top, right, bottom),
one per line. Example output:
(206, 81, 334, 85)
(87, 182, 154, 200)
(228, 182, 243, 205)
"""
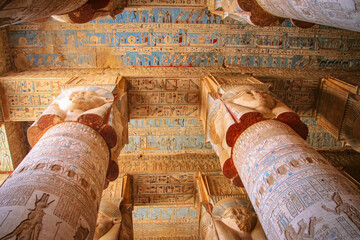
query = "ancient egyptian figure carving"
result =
(322, 192, 360, 230)
(284, 217, 317, 240)
(209, 85, 293, 165)
(48, 88, 113, 123)
(200, 198, 260, 240)
(220, 205, 257, 233)
(27, 86, 115, 147)
(0, 193, 54, 240)
(94, 199, 122, 240)
(222, 85, 291, 119)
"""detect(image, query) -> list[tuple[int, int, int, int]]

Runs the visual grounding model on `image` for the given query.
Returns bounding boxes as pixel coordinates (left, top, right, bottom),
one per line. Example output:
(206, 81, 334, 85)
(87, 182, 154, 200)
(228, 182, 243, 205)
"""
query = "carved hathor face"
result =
(221, 206, 257, 233)
(94, 200, 122, 240)
(94, 211, 114, 239)
(231, 90, 276, 110)
(67, 91, 111, 112)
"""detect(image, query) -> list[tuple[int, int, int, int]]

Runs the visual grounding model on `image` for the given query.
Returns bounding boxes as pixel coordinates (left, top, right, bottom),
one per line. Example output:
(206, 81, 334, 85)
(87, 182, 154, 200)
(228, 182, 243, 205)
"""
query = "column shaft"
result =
(0, 0, 88, 27)
(256, 0, 360, 31)
(0, 122, 109, 240)
(233, 120, 360, 239)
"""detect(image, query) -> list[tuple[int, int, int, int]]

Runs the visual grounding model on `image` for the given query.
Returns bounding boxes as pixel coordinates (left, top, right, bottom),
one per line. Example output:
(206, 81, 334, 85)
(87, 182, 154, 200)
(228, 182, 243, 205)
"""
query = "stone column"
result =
(197, 173, 266, 240)
(202, 74, 360, 239)
(0, 0, 127, 26)
(0, 0, 88, 27)
(232, 120, 360, 239)
(0, 122, 108, 239)
(0, 85, 128, 239)
(255, 0, 360, 31)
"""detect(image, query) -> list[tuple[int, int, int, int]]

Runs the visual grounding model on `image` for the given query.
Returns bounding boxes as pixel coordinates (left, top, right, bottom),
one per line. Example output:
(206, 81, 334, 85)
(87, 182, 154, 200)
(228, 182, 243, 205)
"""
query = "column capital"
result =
(200, 73, 307, 185)
(27, 78, 128, 186)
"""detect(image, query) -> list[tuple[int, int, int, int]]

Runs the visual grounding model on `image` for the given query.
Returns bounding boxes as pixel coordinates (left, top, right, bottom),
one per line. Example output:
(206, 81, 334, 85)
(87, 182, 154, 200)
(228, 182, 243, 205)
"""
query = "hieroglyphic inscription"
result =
(118, 153, 220, 173)
(7, 10, 360, 70)
(206, 174, 247, 196)
(128, 77, 200, 118)
(301, 118, 344, 150)
(0, 122, 109, 239)
(0, 75, 68, 121)
(133, 206, 198, 239)
(2, 66, 360, 122)
(123, 118, 213, 154)
(260, 77, 319, 117)
(0, 125, 13, 171)
(133, 173, 196, 206)
(232, 120, 360, 239)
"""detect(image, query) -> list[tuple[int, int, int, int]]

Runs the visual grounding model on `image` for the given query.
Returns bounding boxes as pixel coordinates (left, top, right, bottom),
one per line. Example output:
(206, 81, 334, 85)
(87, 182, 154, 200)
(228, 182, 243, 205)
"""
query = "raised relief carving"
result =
(284, 217, 317, 240)
(220, 205, 257, 233)
(203, 74, 306, 186)
(200, 198, 259, 240)
(27, 86, 114, 147)
(322, 192, 360, 230)
(0, 193, 54, 240)
(94, 199, 122, 240)
(223, 86, 279, 118)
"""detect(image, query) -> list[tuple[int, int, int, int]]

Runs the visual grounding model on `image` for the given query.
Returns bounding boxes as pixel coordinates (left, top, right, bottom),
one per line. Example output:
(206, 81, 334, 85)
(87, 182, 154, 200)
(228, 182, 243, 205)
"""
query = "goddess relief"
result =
(208, 85, 293, 166)
(200, 198, 266, 240)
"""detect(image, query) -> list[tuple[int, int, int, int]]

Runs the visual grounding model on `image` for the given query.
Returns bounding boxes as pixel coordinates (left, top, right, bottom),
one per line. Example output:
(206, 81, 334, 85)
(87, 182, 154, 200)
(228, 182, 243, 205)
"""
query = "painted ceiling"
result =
(1, 3, 360, 239)
(6, 5, 360, 70)
(3, 1, 359, 155)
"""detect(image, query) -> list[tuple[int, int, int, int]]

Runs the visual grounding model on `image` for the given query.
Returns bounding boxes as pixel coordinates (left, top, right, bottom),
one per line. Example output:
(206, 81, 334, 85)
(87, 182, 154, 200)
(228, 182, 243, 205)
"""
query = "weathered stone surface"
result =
(0, 0, 88, 27)
(233, 120, 360, 239)
(256, 0, 360, 32)
(0, 122, 109, 239)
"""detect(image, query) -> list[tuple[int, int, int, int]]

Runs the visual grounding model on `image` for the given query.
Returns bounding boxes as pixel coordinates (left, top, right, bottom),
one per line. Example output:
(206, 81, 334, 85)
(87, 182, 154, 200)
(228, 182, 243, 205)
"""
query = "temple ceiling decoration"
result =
(0, 2, 360, 239)
(6, 9, 360, 70)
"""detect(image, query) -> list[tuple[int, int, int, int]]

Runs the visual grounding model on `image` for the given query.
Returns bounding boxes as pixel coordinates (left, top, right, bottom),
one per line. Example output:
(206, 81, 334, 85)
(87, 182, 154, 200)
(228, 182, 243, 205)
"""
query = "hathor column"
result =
(253, 0, 360, 31)
(0, 84, 128, 239)
(206, 0, 360, 31)
(201, 73, 360, 239)
(0, 0, 88, 27)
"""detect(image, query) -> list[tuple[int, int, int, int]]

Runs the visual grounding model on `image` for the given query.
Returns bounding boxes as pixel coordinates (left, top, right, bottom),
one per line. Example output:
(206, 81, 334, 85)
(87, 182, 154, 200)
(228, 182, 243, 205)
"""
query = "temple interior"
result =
(0, 0, 360, 239)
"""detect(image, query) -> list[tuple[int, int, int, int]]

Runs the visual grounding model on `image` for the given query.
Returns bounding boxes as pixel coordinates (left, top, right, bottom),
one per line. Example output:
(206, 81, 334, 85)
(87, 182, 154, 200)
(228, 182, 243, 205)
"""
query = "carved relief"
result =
(284, 217, 316, 240)
(94, 199, 122, 240)
(256, 0, 360, 31)
(0, 125, 13, 172)
(0, 193, 54, 240)
(133, 173, 196, 206)
(6, 11, 360, 70)
(200, 198, 259, 239)
(322, 192, 360, 230)
(118, 154, 221, 173)
(232, 120, 360, 239)
(0, 122, 110, 239)
(202, 74, 307, 186)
